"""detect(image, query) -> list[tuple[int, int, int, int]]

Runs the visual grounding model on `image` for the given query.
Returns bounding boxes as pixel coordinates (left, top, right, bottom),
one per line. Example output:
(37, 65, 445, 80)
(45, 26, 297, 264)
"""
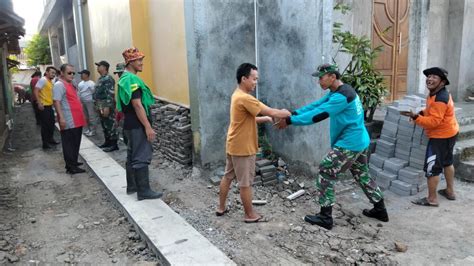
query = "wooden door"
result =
(372, 0, 409, 101)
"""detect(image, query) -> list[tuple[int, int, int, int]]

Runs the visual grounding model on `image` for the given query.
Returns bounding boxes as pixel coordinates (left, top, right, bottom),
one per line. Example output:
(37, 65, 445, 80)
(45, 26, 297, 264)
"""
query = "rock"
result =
(112, 258, 118, 263)
(207, 185, 213, 189)
(377, 223, 383, 227)
(291, 226, 303, 233)
(0, 251, 6, 261)
(7, 254, 19, 263)
(394, 242, 408, 252)
(0, 240, 7, 247)
(209, 176, 221, 186)
(93, 221, 100, 225)
(137, 243, 147, 251)
(55, 213, 69, 217)
(15, 244, 27, 256)
(77, 224, 85, 229)
(252, 200, 267, 205)
(29, 217, 36, 223)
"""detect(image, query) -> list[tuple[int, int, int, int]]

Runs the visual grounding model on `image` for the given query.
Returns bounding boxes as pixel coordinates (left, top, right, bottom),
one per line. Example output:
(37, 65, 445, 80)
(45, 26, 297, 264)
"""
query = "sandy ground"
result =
(0, 104, 159, 265)
(91, 113, 474, 265)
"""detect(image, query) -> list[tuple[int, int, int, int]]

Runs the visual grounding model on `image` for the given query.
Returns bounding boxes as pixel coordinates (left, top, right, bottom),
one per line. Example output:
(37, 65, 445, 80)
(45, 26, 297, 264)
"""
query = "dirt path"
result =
(0, 104, 159, 265)
(95, 124, 474, 265)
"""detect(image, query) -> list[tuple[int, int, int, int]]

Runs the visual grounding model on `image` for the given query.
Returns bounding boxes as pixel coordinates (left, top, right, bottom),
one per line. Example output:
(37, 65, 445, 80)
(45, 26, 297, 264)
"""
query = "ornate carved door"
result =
(372, 0, 410, 101)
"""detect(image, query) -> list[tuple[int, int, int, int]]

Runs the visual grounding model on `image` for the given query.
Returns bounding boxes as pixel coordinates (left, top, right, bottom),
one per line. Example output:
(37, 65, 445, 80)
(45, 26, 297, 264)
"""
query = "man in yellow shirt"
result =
(34, 66, 59, 149)
(216, 63, 291, 223)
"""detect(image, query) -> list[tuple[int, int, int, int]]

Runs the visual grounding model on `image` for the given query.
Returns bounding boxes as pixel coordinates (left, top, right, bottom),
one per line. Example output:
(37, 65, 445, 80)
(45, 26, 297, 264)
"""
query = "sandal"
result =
(244, 215, 269, 223)
(215, 209, 229, 217)
(438, 189, 456, 200)
(411, 197, 439, 207)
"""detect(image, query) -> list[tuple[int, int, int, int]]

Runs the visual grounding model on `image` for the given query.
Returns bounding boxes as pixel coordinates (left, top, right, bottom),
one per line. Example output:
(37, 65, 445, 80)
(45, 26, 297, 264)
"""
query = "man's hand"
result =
(400, 110, 418, 121)
(145, 126, 157, 142)
(276, 118, 288, 129)
(59, 118, 66, 131)
(281, 109, 291, 117)
(37, 102, 44, 111)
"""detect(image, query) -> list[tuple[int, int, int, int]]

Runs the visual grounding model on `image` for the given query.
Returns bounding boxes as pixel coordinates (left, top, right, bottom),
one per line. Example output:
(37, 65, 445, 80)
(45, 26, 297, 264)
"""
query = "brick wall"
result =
(150, 99, 192, 165)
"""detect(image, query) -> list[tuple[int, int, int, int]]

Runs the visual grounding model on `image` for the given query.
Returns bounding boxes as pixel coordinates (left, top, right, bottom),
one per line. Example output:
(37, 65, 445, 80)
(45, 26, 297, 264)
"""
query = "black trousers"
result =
(32, 100, 41, 125)
(39, 105, 55, 145)
(124, 128, 153, 169)
(60, 127, 83, 170)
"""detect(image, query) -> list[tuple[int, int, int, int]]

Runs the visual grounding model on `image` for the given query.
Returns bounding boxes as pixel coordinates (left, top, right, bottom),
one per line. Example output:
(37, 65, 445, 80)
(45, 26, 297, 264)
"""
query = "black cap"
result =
(423, 67, 450, 85)
(95, 60, 110, 69)
(78, 69, 90, 75)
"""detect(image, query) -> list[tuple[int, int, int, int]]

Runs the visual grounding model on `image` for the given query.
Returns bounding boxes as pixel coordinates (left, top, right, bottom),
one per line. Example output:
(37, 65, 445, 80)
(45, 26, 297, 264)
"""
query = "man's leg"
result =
(38, 109, 49, 148)
(60, 129, 74, 170)
(427, 175, 440, 204)
(46, 106, 57, 143)
(443, 165, 455, 197)
(217, 155, 234, 214)
(233, 155, 259, 221)
(240, 186, 259, 220)
(72, 127, 83, 165)
(103, 110, 119, 152)
(350, 150, 388, 222)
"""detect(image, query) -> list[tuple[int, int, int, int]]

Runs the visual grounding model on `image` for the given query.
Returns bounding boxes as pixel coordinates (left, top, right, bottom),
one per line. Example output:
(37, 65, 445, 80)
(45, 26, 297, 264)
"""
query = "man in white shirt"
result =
(77, 69, 97, 136)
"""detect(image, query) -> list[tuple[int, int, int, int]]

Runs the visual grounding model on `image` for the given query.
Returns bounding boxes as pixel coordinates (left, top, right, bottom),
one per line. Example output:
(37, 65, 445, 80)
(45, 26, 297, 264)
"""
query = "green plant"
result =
(24, 34, 52, 66)
(332, 3, 388, 122)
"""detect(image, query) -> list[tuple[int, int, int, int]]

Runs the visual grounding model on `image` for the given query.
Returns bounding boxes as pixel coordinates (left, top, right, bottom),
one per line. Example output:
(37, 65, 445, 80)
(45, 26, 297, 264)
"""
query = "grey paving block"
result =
(370, 153, 387, 168)
(399, 115, 411, 122)
(381, 128, 397, 138)
(398, 119, 415, 128)
(418, 183, 427, 192)
(383, 158, 408, 174)
(263, 179, 278, 186)
(386, 106, 400, 115)
(262, 171, 276, 178)
(262, 174, 277, 182)
(421, 137, 429, 145)
(377, 149, 395, 158)
(395, 146, 411, 156)
(376, 139, 396, 150)
(399, 175, 423, 185)
(414, 126, 424, 133)
(391, 180, 412, 191)
(260, 165, 277, 173)
(389, 185, 411, 196)
(399, 166, 424, 178)
(385, 113, 400, 123)
(369, 164, 382, 178)
(376, 171, 396, 190)
(256, 159, 272, 168)
(395, 152, 410, 161)
(209, 176, 222, 185)
(382, 121, 398, 133)
(380, 134, 397, 144)
(397, 134, 413, 143)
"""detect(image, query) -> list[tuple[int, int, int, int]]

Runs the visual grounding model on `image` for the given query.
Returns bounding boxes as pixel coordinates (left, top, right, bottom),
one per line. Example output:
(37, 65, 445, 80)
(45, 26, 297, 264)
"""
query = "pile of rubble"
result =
(150, 101, 192, 165)
(369, 95, 428, 196)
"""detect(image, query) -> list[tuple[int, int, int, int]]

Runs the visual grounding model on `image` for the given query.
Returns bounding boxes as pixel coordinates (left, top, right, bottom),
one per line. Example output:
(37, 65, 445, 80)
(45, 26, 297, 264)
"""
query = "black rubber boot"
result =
(363, 199, 389, 222)
(98, 137, 110, 148)
(304, 206, 333, 230)
(135, 167, 163, 201)
(126, 163, 137, 194)
(103, 140, 119, 152)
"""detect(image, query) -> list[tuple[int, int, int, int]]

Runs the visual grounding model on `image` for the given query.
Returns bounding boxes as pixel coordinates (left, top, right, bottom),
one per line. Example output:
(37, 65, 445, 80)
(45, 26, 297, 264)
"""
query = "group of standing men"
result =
(29, 47, 162, 201)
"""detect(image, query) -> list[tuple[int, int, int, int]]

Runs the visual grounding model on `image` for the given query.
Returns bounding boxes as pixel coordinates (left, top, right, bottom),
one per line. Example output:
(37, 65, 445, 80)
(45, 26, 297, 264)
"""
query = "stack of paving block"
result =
(254, 159, 278, 186)
(369, 94, 429, 196)
(151, 101, 193, 165)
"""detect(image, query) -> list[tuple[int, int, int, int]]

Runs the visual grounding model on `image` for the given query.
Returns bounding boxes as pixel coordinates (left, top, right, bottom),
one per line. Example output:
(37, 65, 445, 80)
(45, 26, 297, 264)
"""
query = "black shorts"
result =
(424, 134, 457, 177)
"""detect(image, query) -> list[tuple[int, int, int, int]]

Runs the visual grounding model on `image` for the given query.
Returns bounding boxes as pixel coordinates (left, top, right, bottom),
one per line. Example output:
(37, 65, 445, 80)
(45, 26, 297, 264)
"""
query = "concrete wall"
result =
(84, 0, 133, 81)
(185, 0, 256, 167)
(457, 0, 474, 101)
(149, 0, 190, 106)
(257, 0, 333, 173)
(445, 0, 464, 101)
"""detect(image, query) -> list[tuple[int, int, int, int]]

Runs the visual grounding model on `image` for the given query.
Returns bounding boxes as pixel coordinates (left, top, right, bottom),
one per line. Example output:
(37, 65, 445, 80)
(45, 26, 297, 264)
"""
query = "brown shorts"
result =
(223, 154, 256, 188)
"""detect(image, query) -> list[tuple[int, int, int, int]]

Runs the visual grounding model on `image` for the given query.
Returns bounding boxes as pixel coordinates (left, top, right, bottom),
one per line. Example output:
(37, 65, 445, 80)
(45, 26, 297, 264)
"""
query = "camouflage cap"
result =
(312, 63, 340, 78)
(114, 63, 126, 74)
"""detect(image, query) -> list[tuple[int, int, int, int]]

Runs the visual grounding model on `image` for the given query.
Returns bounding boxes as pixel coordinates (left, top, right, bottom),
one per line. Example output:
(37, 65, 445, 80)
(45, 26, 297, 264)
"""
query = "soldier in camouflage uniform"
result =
(94, 60, 119, 152)
(277, 64, 388, 230)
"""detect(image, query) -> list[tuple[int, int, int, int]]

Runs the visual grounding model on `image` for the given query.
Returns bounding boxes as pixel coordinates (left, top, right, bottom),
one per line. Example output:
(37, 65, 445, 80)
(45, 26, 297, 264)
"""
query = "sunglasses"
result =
(67, 72, 75, 75)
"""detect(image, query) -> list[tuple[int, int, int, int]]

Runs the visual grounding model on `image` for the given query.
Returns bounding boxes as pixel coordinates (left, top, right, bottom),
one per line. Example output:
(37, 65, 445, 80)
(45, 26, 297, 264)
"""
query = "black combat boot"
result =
(304, 206, 334, 230)
(126, 163, 137, 194)
(363, 199, 389, 222)
(98, 137, 110, 148)
(135, 167, 163, 201)
(103, 140, 119, 152)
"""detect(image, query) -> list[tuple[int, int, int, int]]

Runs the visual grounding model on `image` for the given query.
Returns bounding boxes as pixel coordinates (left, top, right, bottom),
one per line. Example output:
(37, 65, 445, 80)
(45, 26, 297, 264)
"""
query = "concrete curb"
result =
(78, 136, 235, 265)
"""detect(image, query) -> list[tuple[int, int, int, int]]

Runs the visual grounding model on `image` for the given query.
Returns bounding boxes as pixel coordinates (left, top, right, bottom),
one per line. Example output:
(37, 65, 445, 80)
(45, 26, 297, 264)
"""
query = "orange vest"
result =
(415, 88, 459, 139)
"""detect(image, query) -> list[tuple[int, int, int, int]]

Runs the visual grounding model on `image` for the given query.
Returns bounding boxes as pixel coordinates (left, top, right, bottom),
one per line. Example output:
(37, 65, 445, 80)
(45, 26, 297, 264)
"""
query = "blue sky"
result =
(13, 0, 44, 42)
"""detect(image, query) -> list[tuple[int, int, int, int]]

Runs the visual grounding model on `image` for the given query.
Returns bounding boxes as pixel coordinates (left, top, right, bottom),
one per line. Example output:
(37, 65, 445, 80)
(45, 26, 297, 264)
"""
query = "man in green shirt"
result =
(117, 47, 161, 201)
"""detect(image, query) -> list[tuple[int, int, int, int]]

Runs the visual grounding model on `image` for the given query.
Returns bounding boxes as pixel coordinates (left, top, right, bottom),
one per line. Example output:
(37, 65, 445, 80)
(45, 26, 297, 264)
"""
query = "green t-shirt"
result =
(117, 71, 155, 115)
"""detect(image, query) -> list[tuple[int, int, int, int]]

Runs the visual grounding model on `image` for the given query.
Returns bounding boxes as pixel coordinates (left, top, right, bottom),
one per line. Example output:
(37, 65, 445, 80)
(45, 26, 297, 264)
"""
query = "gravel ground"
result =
(0, 104, 160, 265)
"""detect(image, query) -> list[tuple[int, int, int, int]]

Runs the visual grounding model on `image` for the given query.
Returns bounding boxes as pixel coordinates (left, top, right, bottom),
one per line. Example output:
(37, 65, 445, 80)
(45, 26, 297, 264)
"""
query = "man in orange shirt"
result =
(216, 63, 291, 223)
(401, 67, 459, 207)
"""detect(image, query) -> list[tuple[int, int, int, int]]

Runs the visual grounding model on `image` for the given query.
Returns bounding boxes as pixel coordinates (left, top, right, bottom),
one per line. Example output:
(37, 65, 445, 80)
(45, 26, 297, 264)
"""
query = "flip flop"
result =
(215, 209, 229, 217)
(411, 197, 439, 207)
(244, 216, 269, 223)
(438, 189, 456, 200)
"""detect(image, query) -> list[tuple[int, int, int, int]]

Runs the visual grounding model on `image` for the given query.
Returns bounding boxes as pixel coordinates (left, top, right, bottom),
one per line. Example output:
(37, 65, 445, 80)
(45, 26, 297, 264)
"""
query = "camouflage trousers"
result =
(316, 147, 383, 207)
(99, 108, 118, 141)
